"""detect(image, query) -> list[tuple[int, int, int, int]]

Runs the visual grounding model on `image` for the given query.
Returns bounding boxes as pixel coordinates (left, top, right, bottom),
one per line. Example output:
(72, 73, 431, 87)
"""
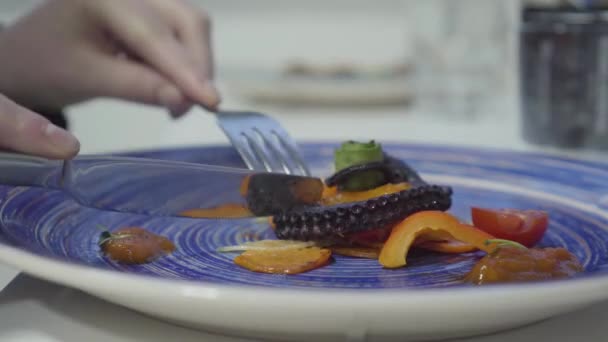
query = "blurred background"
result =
(0, 0, 606, 157)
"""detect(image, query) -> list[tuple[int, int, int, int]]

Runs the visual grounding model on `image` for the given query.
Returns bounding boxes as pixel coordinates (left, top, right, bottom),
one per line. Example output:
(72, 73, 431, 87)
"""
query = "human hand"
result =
(0, 93, 80, 159)
(0, 0, 219, 117)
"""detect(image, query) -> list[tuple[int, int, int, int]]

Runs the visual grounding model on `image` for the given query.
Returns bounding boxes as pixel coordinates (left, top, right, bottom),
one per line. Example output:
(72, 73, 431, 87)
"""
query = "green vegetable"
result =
(98, 231, 112, 246)
(485, 239, 528, 256)
(334, 140, 384, 170)
(97, 227, 134, 247)
(334, 140, 386, 191)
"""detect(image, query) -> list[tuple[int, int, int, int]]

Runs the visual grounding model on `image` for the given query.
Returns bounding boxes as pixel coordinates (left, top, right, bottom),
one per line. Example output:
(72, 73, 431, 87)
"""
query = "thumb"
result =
(80, 51, 190, 111)
(0, 94, 80, 159)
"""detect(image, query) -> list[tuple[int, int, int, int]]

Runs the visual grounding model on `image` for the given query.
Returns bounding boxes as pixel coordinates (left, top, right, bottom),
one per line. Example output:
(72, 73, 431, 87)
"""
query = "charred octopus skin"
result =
(268, 141, 453, 242)
(273, 184, 452, 241)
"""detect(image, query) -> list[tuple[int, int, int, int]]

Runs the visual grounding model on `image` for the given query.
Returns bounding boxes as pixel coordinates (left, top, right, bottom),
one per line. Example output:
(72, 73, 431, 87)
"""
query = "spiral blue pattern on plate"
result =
(0, 143, 607, 289)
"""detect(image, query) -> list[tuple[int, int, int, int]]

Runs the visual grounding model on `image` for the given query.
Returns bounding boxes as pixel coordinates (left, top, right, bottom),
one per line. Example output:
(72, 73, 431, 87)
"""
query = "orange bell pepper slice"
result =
(415, 239, 478, 254)
(379, 211, 497, 268)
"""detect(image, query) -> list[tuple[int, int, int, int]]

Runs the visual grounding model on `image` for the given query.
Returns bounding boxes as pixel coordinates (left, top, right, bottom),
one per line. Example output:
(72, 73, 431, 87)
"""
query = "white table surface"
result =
(0, 83, 606, 341)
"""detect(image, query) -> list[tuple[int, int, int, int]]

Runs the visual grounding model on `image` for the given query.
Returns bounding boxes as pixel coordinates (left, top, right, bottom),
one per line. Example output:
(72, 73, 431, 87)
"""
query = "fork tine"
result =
(214, 110, 311, 175)
(241, 131, 274, 172)
(272, 130, 311, 176)
(252, 128, 293, 174)
(230, 134, 265, 171)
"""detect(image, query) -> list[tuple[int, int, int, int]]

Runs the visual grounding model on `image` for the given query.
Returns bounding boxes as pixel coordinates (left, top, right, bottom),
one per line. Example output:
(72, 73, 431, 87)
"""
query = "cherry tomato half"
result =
(470, 208, 549, 247)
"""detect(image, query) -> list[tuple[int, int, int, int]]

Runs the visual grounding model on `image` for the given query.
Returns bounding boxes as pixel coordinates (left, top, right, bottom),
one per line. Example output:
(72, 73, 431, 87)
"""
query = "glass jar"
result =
(406, 0, 519, 119)
(520, 6, 608, 149)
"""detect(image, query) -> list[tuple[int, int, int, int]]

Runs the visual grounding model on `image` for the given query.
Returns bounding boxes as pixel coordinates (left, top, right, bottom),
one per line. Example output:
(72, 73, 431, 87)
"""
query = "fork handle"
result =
(0, 151, 63, 189)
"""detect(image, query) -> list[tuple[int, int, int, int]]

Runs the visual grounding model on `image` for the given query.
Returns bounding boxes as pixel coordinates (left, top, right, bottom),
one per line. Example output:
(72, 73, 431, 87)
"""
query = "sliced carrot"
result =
(234, 247, 332, 274)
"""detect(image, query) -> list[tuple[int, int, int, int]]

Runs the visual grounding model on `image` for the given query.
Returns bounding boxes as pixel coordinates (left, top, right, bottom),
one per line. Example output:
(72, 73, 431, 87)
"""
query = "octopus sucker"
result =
(273, 184, 452, 241)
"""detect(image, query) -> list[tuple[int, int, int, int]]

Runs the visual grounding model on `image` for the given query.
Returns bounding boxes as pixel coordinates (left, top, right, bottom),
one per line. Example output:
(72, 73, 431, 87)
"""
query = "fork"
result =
(214, 111, 311, 176)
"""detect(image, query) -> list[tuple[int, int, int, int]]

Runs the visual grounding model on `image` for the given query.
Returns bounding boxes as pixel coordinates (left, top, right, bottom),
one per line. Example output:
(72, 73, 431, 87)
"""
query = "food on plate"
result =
(244, 173, 325, 216)
(98, 226, 175, 264)
(465, 243, 584, 285)
(414, 239, 478, 254)
(331, 140, 386, 191)
(180, 203, 253, 218)
(330, 246, 381, 259)
(234, 245, 332, 274)
(216, 239, 315, 253)
(216, 240, 328, 274)
(341, 227, 391, 248)
(471, 207, 549, 247)
(326, 140, 425, 190)
(209, 139, 583, 283)
(320, 182, 411, 206)
(272, 141, 452, 241)
(378, 211, 496, 268)
(272, 184, 452, 241)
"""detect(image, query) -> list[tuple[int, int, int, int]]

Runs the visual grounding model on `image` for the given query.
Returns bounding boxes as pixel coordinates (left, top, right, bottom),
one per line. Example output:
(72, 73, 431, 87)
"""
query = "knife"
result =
(0, 152, 324, 219)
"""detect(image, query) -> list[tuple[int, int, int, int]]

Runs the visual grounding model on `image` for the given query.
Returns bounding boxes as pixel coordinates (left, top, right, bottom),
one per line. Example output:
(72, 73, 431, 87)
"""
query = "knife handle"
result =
(0, 151, 63, 188)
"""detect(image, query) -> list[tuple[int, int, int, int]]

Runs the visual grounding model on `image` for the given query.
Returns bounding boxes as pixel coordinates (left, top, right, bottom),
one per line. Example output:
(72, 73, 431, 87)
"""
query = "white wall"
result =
(0, 0, 517, 70)
(0, 1, 520, 153)
(0, 0, 411, 68)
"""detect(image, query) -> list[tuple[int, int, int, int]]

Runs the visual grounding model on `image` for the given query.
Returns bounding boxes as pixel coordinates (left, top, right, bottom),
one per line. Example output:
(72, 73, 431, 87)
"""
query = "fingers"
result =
(0, 94, 80, 159)
(80, 50, 190, 110)
(169, 102, 194, 119)
(80, 52, 196, 118)
(144, 37, 220, 111)
(166, 1, 215, 80)
(172, 9, 217, 117)
(95, 5, 220, 111)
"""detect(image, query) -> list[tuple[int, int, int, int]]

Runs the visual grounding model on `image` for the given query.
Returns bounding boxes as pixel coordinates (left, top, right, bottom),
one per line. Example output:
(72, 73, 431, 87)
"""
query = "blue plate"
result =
(1, 143, 608, 289)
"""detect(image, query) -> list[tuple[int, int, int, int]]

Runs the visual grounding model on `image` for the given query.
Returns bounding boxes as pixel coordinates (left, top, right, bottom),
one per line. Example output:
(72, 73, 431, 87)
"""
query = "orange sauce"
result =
(179, 203, 252, 218)
(466, 247, 583, 285)
(100, 227, 175, 264)
(240, 175, 251, 197)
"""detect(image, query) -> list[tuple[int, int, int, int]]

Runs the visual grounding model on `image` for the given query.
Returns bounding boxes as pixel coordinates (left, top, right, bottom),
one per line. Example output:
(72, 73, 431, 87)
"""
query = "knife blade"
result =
(0, 152, 324, 219)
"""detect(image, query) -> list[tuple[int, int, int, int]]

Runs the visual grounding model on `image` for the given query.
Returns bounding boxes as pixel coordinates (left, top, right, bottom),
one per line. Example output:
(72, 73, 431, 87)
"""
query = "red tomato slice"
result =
(470, 207, 549, 247)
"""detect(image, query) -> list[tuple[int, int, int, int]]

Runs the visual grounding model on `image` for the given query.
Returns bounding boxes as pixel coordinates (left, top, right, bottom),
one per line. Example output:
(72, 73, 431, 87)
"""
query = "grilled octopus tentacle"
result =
(273, 185, 453, 241)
